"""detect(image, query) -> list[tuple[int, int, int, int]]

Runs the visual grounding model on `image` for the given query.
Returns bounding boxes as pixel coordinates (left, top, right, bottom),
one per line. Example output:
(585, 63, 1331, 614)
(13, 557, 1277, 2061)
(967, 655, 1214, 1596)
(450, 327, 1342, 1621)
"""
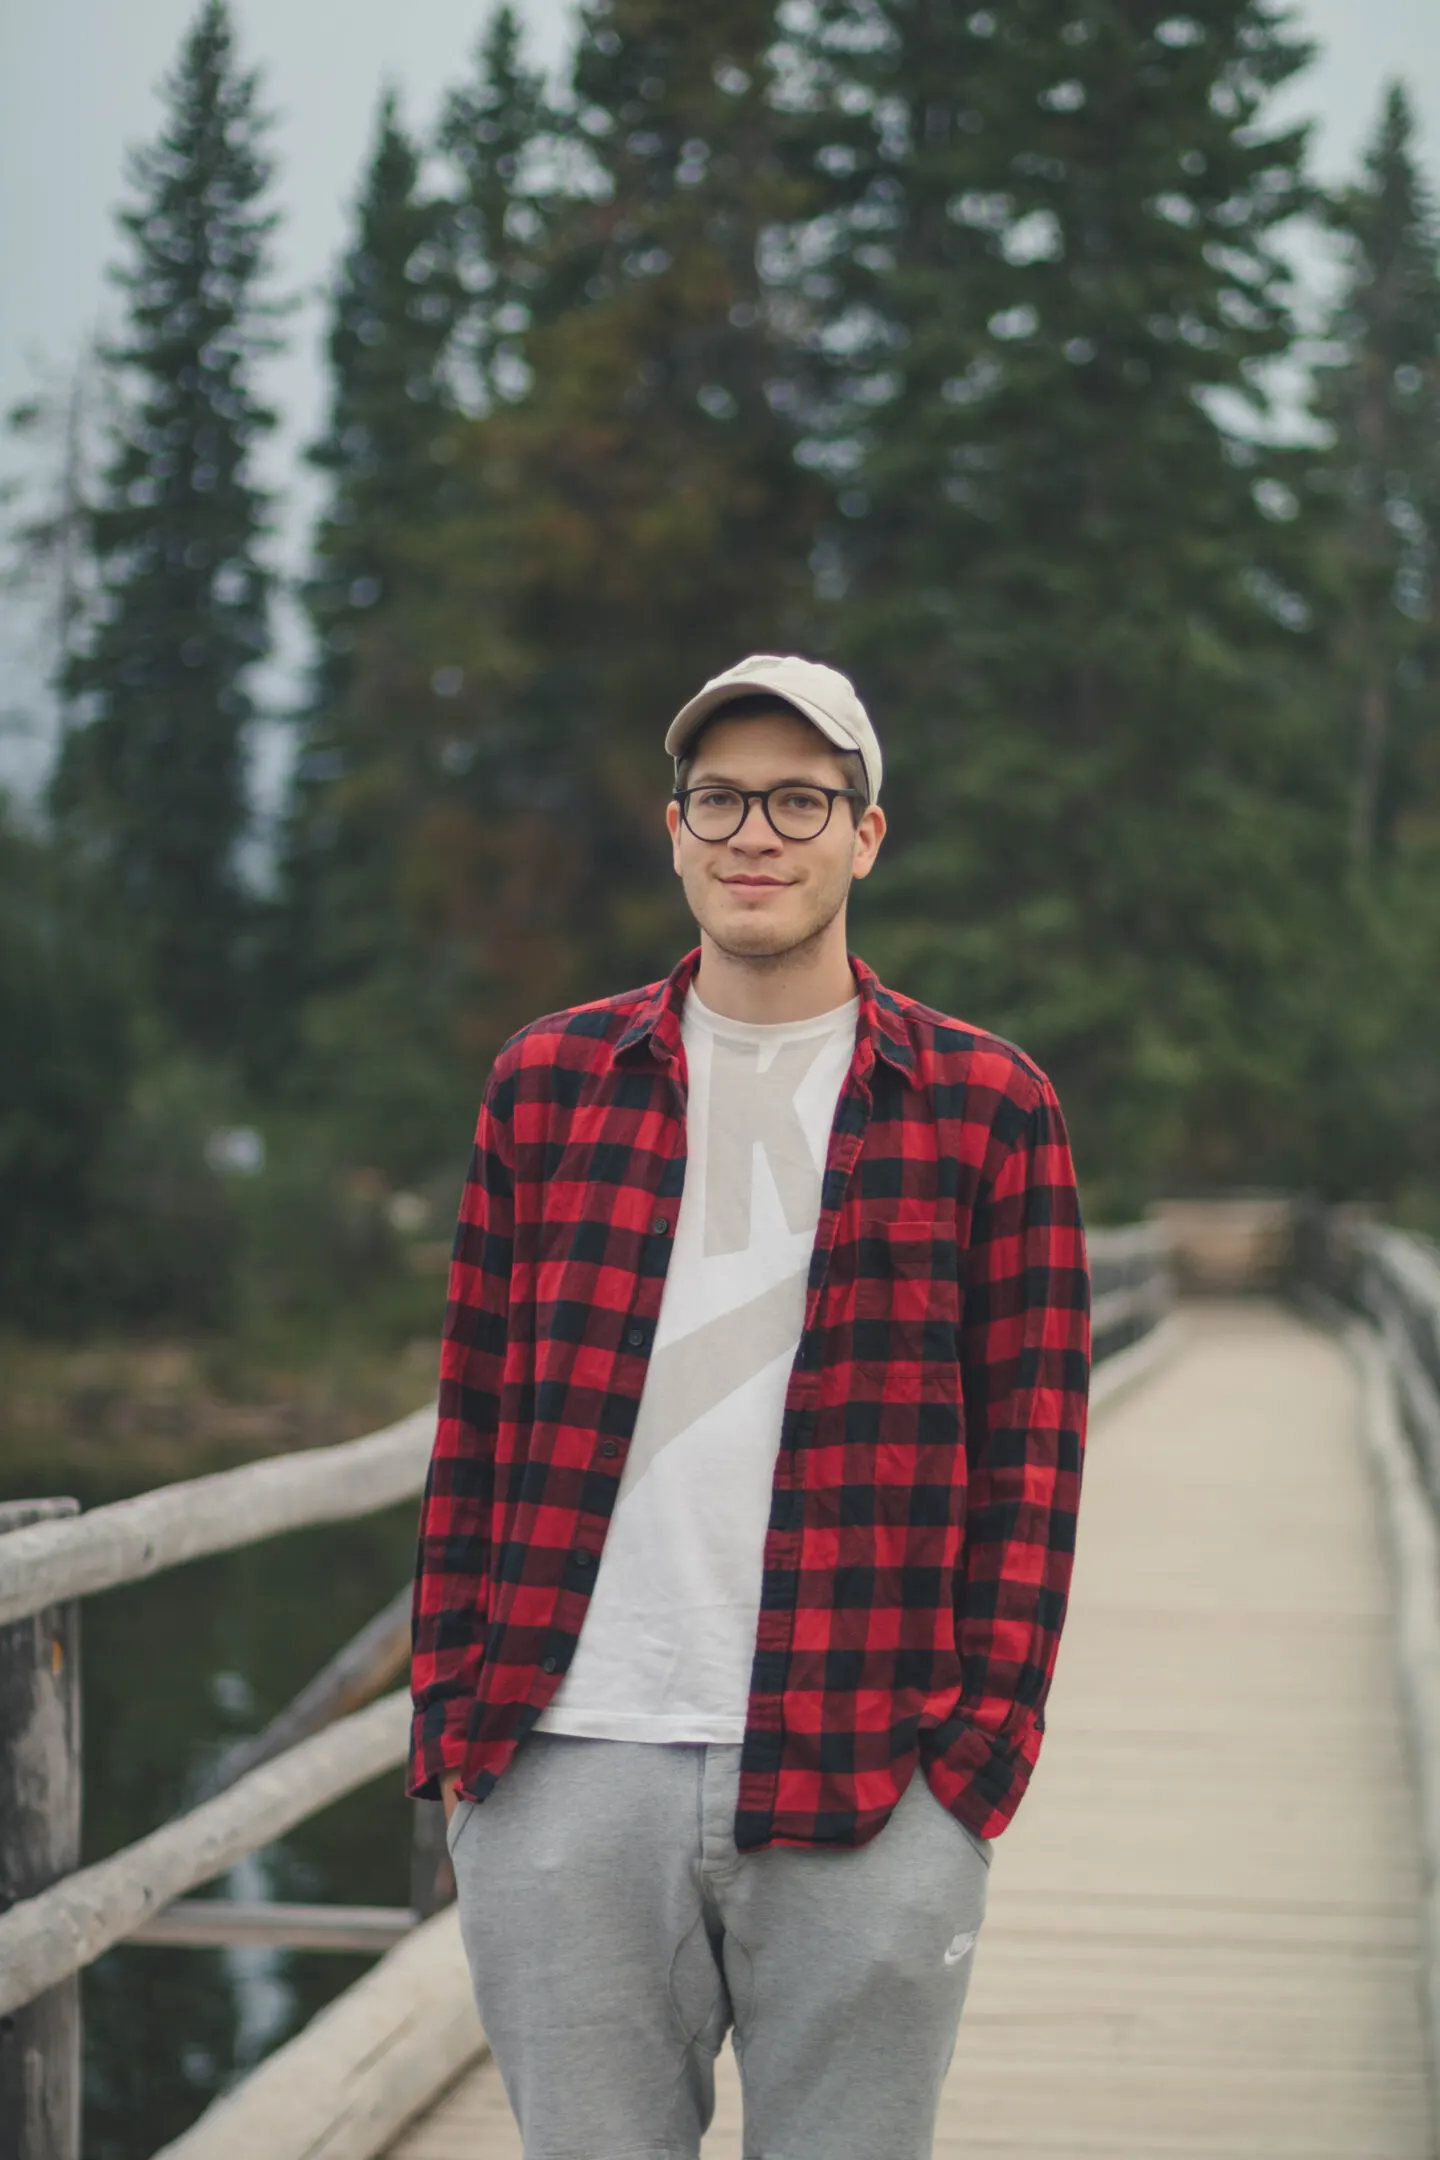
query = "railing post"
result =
(0, 1499, 82, 2160)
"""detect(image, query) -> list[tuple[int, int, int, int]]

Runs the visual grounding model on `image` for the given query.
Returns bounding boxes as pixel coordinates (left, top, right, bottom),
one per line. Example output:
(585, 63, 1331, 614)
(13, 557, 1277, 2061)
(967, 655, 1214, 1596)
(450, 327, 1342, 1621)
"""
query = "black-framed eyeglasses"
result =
(673, 783, 865, 843)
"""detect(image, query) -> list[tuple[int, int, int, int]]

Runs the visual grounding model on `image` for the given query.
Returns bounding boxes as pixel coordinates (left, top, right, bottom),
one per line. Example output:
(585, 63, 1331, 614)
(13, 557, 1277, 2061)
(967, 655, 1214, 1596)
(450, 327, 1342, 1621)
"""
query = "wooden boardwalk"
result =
(391, 1303, 1431, 2158)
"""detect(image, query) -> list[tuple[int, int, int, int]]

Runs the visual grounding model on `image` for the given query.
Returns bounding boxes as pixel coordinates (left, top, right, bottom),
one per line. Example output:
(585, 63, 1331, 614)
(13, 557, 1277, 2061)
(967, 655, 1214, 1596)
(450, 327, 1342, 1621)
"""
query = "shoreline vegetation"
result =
(0, 1330, 437, 1497)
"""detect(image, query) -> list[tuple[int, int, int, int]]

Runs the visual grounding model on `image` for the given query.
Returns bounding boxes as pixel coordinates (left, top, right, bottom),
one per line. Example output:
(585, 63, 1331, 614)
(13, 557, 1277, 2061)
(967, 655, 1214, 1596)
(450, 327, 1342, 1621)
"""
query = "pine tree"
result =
(402, 0, 824, 1022)
(52, 0, 280, 1051)
(1317, 82, 1440, 869)
(265, 87, 470, 1147)
(788, 0, 1342, 1191)
(281, 94, 460, 979)
(0, 806, 137, 1324)
(439, 5, 559, 402)
(280, 10, 572, 1166)
(285, 0, 825, 1174)
(3, 354, 105, 736)
(305, 89, 461, 712)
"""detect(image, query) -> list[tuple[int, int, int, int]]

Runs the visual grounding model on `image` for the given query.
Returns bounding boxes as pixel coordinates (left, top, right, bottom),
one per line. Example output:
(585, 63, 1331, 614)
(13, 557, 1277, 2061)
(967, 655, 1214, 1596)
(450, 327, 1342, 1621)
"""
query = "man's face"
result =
(665, 708, 886, 963)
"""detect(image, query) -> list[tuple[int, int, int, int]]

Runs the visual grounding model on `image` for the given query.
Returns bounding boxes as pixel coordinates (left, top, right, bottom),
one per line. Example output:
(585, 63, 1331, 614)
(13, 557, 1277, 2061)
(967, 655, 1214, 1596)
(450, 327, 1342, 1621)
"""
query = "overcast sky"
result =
(1, 0, 1438, 796)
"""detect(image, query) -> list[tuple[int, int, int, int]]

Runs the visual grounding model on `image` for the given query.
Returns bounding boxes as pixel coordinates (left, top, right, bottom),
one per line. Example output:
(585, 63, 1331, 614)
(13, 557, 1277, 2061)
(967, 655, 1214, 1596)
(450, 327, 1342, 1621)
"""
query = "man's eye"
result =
(697, 789, 739, 808)
(779, 790, 825, 811)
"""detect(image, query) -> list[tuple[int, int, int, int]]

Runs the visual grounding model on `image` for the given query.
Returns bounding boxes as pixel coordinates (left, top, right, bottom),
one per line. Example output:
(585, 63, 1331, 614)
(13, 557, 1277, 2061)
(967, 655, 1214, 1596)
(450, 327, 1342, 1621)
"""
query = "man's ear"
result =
(665, 797, 684, 875)
(851, 803, 887, 880)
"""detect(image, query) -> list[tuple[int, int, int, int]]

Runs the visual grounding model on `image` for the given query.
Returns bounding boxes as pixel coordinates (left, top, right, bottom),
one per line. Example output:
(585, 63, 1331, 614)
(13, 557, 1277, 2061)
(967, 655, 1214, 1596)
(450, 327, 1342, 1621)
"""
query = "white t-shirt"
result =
(536, 985, 859, 1743)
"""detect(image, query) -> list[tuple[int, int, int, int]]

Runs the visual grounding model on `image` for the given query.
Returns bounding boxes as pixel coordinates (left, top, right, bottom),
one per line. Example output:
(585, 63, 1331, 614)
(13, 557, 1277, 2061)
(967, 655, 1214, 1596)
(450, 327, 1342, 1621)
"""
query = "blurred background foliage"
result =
(6, 0, 1440, 1374)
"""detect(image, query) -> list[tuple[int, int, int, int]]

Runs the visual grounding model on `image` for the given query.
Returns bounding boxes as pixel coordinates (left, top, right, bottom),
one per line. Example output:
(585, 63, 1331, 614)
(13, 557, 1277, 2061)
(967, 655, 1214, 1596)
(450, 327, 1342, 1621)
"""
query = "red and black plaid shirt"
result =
(409, 950, 1089, 1846)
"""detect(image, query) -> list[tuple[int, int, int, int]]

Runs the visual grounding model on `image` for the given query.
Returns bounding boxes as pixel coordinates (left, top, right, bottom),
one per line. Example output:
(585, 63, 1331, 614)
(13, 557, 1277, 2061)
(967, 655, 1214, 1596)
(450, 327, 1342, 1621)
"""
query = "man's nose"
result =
(730, 800, 780, 847)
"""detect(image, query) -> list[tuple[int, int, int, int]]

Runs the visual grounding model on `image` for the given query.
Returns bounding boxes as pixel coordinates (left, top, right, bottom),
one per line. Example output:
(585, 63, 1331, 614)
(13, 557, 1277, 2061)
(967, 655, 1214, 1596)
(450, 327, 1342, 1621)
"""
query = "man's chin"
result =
(711, 928, 792, 960)
(701, 911, 825, 965)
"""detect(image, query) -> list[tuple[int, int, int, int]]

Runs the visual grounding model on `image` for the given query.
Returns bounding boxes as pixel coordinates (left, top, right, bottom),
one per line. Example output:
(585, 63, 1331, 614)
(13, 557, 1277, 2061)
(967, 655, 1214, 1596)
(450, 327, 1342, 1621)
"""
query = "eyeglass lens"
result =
(683, 786, 836, 841)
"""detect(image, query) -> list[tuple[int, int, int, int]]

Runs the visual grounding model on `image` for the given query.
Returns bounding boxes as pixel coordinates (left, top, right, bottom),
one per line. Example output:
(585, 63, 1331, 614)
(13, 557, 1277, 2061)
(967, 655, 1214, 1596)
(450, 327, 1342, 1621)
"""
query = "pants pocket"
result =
(445, 1796, 475, 1858)
(958, 1820, 993, 1869)
(916, 1769, 993, 1869)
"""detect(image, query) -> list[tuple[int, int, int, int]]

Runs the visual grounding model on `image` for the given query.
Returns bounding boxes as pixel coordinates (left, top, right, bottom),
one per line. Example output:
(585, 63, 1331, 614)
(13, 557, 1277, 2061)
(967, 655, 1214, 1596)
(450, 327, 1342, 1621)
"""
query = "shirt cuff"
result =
(923, 1710, 1039, 1839)
(406, 1705, 471, 1801)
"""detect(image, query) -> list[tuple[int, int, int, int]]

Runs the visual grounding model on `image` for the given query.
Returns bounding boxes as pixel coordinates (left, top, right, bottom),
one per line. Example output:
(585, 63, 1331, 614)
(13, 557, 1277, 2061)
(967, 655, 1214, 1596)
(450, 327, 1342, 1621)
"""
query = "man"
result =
(409, 655, 1089, 2159)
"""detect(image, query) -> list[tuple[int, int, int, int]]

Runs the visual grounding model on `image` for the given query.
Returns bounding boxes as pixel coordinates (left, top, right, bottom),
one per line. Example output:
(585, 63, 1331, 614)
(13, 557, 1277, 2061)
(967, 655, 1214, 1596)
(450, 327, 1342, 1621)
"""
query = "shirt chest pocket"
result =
(851, 1204, 960, 1323)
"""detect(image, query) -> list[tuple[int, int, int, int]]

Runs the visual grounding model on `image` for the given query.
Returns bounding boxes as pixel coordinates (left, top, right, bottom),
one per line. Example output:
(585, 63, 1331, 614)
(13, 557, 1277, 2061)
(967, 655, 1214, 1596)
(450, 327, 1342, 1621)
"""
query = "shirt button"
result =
(599, 1439, 619, 1459)
(626, 1326, 645, 1348)
(541, 1654, 559, 1675)
(651, 1215, 669, 1235)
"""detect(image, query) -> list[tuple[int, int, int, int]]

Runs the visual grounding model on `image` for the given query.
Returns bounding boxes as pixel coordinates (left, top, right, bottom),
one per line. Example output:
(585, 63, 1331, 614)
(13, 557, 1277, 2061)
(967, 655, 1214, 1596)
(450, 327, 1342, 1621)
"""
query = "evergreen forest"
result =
(6, 0, 1440, 1371)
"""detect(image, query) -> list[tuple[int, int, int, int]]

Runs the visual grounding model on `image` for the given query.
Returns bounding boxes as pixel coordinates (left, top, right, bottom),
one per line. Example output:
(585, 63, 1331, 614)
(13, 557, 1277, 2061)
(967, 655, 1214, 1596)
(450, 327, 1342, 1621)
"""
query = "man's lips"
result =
(720, 873, 793, 888)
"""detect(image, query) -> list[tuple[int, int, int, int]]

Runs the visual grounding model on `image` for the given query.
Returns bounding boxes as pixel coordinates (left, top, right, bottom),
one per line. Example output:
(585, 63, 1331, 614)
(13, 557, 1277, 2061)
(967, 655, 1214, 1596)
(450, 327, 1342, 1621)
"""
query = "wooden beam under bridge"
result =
(132, 1900, 416, 1954)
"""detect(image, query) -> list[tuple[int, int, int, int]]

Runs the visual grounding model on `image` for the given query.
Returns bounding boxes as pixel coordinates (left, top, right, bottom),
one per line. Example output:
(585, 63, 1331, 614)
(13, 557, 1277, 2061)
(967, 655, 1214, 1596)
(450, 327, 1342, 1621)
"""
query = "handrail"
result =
(1354, 1223, 1440, 1358)
(191, 1585, 411, 1803)
(1348, 1223, 1440, 1501)
(1089, 1282, 1165, 1337)
(1087, 1221, 1174, 1357)
(0, 1690, 409, 2018)
(1087, 1221, 1172, 1265)
(1344, 1315, 1440, 2146)
(0, 1405, 434, 1629)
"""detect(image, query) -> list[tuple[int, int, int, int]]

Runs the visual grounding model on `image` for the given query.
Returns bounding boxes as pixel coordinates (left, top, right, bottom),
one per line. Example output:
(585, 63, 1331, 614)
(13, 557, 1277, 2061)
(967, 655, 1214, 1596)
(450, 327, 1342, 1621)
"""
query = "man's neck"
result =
(692, 926, 857, 1025)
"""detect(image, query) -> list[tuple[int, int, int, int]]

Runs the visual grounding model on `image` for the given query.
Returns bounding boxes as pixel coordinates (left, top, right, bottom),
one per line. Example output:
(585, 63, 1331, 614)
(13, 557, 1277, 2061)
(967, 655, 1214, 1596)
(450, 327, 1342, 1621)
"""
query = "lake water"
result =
(10, 1467, 421, 2158)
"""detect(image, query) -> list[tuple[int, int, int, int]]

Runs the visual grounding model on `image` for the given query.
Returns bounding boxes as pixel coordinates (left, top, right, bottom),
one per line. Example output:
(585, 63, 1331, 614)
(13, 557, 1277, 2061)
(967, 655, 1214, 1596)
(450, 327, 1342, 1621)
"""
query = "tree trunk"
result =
(1352, 676, 1390, 870)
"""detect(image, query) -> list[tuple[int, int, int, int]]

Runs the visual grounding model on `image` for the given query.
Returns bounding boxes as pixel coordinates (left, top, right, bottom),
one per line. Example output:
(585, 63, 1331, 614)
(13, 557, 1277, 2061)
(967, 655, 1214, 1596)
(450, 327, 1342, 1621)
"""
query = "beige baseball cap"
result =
(666, 653, 882, 805)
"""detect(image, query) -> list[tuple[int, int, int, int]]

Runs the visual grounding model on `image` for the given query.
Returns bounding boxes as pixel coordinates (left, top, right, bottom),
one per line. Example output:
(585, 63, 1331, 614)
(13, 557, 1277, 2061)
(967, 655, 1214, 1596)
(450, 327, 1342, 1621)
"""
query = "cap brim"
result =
(665, 683, 856, 765)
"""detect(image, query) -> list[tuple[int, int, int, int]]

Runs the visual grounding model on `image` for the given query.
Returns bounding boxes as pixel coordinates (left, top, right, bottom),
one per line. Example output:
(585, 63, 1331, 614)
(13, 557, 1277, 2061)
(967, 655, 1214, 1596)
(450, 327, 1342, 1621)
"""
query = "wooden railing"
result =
(1087, 1221, 1175, 1364)
(1292, 1205, 1440, 1498)
(0, 1224, 1176, 2160)
(1348, 1223, 1440, 1506)
(0, 1407, 434, 1629)
(0, 1406, 438, 2160)
(1298, 1211, 1440, 2117)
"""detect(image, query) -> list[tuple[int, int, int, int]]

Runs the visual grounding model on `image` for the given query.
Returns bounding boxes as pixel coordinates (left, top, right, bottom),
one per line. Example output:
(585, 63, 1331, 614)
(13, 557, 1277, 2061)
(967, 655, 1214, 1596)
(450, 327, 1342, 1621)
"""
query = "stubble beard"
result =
(696, 876, 851, 975)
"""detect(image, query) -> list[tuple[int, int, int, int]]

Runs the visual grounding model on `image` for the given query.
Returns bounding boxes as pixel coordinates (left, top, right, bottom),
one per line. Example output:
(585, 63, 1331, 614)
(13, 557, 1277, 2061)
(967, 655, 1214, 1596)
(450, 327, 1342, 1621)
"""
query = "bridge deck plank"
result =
(388, 1303, 1430, 2157)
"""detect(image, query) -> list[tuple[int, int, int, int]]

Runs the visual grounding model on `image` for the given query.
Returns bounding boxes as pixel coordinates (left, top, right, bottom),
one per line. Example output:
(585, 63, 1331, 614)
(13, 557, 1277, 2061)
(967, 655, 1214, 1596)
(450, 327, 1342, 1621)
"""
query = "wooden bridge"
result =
(2, 1214, 1438, 2158)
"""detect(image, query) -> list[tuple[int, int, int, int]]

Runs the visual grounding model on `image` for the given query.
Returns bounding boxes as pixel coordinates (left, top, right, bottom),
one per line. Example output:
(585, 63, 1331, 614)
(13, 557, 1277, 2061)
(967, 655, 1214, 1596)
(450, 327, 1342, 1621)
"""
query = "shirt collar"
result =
(616, 947, 917, 1082)
(615, 949, 698, 1066)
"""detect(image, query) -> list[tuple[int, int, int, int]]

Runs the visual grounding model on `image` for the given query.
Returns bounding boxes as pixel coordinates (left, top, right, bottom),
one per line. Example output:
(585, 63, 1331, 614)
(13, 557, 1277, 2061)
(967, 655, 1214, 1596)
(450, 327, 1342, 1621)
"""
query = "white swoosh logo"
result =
(943, 1930, 978, 1967)
(617, 1268, 810, 1496)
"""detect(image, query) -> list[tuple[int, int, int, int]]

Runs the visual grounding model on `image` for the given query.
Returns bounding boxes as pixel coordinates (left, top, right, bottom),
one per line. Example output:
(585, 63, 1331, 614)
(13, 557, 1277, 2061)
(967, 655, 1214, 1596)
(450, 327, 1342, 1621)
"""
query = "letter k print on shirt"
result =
(615, 1023, 838, 1499)
(703, 1035, 826, 1254)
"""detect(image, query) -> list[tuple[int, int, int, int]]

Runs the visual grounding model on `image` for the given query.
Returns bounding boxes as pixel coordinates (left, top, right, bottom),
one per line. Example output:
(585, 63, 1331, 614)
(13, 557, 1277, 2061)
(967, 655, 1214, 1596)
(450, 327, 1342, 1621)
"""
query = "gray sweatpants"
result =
(446, 1735, 991, 2159)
